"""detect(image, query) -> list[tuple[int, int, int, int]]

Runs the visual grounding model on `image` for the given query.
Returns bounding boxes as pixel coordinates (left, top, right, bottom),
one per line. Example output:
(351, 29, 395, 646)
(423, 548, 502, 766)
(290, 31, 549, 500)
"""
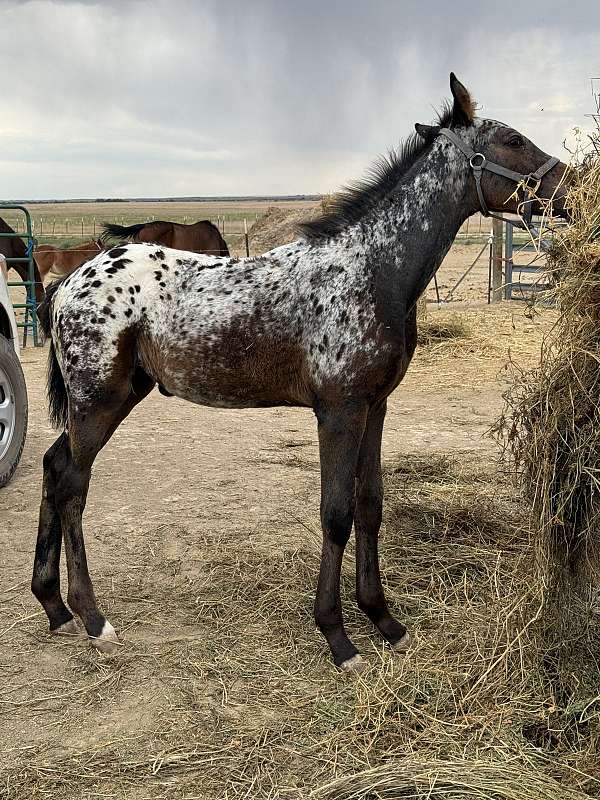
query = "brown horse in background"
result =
(100, 220, 229, 256)
(0, 217, 45, 303)
(35, 240, 102, 284)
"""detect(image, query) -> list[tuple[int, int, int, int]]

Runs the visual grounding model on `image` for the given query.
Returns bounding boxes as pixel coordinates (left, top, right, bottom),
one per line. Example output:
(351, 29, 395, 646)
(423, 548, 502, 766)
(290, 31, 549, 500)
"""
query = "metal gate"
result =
(504, 221, 553, 302)
(0, 204, 41, 345)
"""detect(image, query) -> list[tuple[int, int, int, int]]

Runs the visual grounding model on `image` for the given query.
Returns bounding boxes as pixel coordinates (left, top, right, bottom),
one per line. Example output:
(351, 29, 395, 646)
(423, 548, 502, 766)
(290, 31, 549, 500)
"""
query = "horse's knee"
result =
(322, 503, 354, 546)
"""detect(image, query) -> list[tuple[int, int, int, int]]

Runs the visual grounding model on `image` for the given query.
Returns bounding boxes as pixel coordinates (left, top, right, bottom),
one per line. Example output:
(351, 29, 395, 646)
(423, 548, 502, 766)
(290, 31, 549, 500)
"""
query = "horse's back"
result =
(171, 221, 228, 256)
(50, 243, 311, 409)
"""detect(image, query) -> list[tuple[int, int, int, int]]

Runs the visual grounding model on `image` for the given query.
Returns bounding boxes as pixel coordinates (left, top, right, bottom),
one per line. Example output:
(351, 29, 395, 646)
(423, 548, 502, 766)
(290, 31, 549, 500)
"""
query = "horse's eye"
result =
(507, 134, 525, 148)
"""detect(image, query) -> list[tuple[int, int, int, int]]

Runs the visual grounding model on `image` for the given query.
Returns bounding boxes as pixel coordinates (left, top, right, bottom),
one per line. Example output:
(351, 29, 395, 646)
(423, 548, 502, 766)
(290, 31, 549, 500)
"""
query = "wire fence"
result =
(3, 213, 261, 240)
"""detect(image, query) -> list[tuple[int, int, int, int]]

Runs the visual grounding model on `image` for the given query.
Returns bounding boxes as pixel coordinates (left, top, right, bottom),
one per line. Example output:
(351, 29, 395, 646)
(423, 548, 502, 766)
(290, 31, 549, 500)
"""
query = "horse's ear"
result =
(450, 72, 476, 127)
(415, 123, 439, 142)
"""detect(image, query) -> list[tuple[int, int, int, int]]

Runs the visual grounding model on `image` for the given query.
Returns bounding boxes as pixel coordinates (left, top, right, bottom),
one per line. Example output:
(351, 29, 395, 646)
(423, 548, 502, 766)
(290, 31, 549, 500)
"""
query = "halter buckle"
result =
(469, 153, 486, 169)
(523, 174, 542, 194)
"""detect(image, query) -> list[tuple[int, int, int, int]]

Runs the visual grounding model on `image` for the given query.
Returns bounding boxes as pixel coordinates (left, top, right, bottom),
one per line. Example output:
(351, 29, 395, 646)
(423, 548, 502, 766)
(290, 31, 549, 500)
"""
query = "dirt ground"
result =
(0, 299, 556, 799)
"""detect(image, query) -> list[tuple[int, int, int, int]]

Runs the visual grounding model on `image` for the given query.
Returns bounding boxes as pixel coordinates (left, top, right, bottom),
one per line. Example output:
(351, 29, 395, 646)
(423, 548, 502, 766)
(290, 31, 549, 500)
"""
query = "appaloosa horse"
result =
(35, 240, 103, 283)
(100, 219, 229, 256)
(0, 217, 45, 304)
(32, 75, 568, 670)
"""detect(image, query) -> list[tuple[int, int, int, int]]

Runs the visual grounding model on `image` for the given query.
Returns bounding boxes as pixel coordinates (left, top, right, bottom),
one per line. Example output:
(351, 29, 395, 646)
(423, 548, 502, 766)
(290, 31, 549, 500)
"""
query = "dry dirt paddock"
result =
(0, 305, 557, 799)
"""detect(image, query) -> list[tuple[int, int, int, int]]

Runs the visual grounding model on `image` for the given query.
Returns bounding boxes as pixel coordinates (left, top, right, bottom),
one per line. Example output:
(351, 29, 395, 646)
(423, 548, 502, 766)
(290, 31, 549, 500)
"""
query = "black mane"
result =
(298, 103, 453, 242)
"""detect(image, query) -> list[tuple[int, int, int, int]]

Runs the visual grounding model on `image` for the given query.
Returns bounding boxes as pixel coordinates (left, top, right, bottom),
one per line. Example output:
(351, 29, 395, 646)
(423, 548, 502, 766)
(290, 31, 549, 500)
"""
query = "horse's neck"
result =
(353, 141, 472, 312)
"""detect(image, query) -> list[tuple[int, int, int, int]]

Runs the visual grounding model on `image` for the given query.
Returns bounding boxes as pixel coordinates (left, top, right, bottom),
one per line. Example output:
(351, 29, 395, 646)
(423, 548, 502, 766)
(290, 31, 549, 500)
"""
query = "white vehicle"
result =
(0, 254, 28, 487)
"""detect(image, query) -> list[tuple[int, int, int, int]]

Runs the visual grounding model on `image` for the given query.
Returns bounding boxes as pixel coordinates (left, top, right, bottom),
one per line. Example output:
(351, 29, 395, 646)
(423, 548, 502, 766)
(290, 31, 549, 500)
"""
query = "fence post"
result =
(81, 217, 84, 236)
(504, 222, 513, 300)
(65, 218, 69, 235)
(491, 218, 504, 302)
(244, 218, 249, 257)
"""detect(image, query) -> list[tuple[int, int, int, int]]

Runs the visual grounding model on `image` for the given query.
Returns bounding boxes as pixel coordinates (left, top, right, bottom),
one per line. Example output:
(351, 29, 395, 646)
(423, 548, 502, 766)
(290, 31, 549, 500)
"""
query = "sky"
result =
(0, 0, 599, 200)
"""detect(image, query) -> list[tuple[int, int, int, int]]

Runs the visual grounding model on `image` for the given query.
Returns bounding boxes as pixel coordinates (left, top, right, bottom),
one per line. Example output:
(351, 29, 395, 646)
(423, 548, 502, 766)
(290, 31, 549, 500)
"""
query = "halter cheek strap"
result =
(437, 127, 559, 229)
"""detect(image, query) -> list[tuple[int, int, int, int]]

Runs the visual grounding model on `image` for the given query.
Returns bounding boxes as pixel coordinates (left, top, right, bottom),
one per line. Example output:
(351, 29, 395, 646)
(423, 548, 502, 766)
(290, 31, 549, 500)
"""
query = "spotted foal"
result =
(32, 75, 568, 670)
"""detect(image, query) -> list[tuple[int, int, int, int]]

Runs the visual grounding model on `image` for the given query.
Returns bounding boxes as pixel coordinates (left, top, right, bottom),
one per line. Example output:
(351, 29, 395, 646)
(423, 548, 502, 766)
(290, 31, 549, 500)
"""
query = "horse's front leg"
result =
(314, 401, 367, 672)
(355, 400, 410, 651)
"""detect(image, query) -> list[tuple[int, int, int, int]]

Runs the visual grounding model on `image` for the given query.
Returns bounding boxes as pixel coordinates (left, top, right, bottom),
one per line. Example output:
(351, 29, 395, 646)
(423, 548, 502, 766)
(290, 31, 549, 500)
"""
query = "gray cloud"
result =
(0, 0, 598, 198)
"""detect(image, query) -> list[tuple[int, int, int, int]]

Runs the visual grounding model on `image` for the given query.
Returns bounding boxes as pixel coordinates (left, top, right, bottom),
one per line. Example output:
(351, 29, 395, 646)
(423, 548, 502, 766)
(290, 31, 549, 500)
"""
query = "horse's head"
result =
(416, 74, 571, 221)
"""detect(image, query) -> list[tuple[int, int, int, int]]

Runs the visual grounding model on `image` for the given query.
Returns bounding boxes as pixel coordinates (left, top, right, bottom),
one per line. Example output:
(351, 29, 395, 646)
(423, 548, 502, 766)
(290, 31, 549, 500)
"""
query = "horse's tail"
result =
(38, 279, 69, 429)
(100, 222, 146, 244)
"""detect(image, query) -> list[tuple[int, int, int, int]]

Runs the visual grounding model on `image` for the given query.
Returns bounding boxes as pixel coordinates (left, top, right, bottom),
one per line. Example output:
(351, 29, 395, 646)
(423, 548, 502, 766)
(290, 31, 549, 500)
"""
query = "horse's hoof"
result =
(51, 618, 80, 637)
(339, 654, 366, 673)
(90, 621, 121, 654)
(391, 631, 411, 653)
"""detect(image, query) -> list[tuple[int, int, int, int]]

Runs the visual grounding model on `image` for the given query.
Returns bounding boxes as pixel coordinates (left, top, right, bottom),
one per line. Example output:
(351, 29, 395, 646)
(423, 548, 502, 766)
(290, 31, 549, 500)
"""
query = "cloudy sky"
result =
(0, 0, 598, 199)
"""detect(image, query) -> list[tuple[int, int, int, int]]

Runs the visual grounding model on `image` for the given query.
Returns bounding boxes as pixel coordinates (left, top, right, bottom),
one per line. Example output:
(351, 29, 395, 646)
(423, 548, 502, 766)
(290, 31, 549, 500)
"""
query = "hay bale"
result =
(246, 204, 320, 254)
(496, 141, 600, 660)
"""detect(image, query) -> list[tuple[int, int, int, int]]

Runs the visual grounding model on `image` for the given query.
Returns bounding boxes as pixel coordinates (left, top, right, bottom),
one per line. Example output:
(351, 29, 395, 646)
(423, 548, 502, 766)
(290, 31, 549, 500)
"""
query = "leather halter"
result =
(437, 127, 559, 229)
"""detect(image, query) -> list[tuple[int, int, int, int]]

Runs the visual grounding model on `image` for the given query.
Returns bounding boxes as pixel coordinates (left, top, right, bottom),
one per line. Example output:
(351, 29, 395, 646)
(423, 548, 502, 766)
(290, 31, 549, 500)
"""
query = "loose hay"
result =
(495, 140, 600, 666)
(312, 759, 593, 800)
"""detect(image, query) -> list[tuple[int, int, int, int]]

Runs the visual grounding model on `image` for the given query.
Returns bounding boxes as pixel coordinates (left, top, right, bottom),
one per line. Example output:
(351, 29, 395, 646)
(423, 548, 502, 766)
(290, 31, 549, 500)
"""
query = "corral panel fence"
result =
(503, 220, 558, 302)
(0, 204, 41, 346)
(434, 216, 561, 305)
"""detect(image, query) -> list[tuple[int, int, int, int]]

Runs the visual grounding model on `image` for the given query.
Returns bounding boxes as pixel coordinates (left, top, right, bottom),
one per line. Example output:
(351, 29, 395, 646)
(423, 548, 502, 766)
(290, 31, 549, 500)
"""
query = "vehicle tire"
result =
(0, 334, 28, 488)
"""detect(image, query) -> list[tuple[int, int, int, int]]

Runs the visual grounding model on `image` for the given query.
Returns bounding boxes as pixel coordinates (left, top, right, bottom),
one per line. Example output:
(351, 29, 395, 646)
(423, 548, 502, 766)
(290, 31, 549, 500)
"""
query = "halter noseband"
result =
(437, 127, 559, 229)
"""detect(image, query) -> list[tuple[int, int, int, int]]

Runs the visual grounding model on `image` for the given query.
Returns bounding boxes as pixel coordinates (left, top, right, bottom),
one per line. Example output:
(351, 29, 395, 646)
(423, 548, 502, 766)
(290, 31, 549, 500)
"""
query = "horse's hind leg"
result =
(31, 432, 79, 636)
(59, 375, 155, 652)
(354, 401, 409, 651)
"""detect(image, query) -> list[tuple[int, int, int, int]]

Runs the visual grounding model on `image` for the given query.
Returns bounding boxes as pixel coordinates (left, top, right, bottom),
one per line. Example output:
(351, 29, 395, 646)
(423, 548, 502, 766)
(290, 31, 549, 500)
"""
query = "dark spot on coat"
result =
(108, 247, 128, 258)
